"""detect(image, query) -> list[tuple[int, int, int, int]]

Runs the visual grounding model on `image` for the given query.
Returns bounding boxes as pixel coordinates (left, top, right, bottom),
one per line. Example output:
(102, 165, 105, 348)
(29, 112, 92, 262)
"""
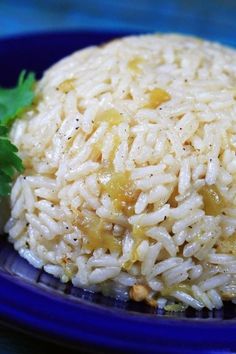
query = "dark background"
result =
(1, 0, 236, 353)
(1, 0, 236, 45)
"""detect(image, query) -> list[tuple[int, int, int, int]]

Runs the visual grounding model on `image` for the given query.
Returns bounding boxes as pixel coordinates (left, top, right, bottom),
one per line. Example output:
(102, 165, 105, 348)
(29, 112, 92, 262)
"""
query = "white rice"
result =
(6, 33, 236, 310)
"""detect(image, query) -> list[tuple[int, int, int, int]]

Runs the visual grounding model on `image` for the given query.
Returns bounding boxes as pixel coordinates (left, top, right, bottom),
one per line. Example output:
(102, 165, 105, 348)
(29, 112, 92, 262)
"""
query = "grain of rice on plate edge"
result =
(6, 33, 236, 311)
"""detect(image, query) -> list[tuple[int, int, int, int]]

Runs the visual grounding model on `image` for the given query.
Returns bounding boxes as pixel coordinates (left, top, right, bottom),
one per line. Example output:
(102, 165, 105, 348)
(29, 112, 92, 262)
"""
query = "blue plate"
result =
(1, 31, 236, 354)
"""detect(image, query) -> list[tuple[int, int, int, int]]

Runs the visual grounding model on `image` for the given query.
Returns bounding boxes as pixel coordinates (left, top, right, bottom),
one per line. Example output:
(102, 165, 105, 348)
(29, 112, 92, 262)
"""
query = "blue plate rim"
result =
(1, 268, 236, 353)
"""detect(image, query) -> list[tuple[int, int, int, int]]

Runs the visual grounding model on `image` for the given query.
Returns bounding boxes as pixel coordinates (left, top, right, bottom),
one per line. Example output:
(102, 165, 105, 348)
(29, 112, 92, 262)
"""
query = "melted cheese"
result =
(100, 170, 140, 217)
(122, 225, 148, 270)
(217, 233, 236, 255)
(95, 109, 123, 127)
(80, 213, 122, 253)
(127, 57, 144, 73)
(57, 79, 75, 93)
(199, 184, 226, 216)
(144, 88, 171, 109)
(168, 185, 178, 208)
(161, 284, 192, 297)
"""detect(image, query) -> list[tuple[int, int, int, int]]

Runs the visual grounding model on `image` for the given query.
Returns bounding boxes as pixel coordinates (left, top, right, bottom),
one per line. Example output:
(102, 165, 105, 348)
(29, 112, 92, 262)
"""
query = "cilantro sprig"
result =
(0, 71, 36, 196)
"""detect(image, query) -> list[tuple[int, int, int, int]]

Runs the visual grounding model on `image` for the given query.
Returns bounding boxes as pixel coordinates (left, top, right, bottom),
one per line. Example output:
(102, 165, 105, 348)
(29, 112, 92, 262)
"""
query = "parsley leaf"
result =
(0, 71, 35, 126)
(0, 135, 24, 196)
(0, 171, 12, 196)
(0, 71, 36, 196)
(0, 125, 8, 136)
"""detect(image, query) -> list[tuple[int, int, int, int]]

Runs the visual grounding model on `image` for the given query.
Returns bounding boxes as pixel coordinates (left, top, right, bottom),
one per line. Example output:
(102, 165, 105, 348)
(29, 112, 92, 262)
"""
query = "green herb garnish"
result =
(0, 71, 35, 126)
(0, 71, 36, 196)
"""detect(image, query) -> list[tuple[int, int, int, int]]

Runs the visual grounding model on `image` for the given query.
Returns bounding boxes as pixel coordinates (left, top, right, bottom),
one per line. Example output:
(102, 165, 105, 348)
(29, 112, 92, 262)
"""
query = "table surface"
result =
(1, 1, 236, 353)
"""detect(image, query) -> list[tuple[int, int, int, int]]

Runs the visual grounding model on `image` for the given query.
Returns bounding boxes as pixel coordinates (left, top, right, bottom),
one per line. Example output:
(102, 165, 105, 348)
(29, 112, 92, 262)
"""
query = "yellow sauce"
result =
(168, 185, 178, 208)
(127, 57, 144, 74)
(90, 109, 124, 161)
(90, 141, 103, 161)
(109, 135, 121, 161)
(199, 184, 226, 216)
(217, 233, 236, 255)
(57, 79, 75, 93)
(100, 170, 140, 217)
(95, 109, 123, 128)
(90, 126, 121, 163)
(144, 88, 171, 109)
(64, 262, 77, 279)
(80, 213, 122, 253)
(84, 110, 141, 255)
(122, 225, 148, 270)
(164, 303, 187, 312)
(132, 224, 148, 241)
(161, 284, 192, 297)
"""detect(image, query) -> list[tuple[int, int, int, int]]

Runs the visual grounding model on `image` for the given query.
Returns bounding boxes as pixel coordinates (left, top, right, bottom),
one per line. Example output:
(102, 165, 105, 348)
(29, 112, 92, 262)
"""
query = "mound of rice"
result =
(6, 34, 236, 311)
